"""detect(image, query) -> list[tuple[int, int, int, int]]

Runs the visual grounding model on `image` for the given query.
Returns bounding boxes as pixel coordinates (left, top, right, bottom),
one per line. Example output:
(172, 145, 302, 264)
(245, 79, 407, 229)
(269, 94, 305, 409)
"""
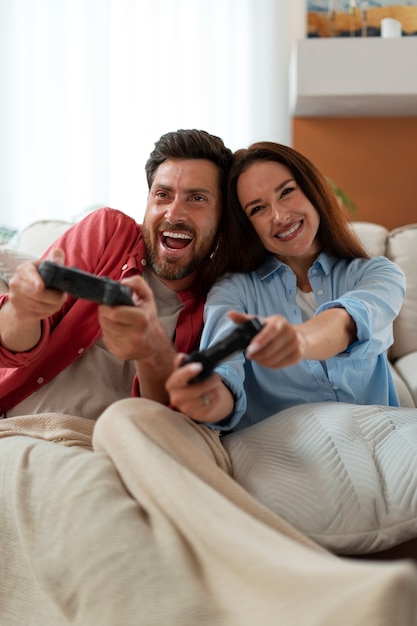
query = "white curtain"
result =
(0, 0, 305, 230)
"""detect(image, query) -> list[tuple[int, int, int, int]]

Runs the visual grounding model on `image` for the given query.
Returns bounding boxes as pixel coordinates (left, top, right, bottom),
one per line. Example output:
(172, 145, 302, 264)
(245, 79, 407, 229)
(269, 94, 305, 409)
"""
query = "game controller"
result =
(182, 317, 264, 383)
(38, 260, 134, 306)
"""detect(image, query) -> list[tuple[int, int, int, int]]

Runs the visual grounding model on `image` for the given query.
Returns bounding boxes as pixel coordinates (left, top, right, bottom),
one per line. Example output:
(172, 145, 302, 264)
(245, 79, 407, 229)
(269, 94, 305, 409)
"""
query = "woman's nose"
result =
(270, 203, 286, 223)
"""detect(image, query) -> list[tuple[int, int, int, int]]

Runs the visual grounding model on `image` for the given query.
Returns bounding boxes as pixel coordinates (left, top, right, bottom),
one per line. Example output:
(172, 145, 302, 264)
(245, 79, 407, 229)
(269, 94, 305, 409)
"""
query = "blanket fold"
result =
(0, 401, 416, 625)
(0, 412, 94, 448)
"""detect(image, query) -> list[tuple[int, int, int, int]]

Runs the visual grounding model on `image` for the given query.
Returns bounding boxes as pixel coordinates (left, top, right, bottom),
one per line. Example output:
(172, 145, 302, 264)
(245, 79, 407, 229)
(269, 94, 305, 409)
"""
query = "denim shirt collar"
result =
(256, 251, 339, 280)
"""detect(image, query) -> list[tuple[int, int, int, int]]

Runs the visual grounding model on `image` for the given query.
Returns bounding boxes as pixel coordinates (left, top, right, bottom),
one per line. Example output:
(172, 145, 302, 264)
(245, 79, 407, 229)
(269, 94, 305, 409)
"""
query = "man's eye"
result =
(155, 191, 167, 199)
(192, 195, 205, 202)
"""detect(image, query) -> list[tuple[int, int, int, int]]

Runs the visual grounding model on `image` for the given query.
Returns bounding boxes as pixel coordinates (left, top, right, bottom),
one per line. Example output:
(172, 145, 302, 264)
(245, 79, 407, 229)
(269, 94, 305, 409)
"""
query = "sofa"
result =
(1, 218, 417, 625)
(2, 217, 417, 407)
(351, 220, 417, 409)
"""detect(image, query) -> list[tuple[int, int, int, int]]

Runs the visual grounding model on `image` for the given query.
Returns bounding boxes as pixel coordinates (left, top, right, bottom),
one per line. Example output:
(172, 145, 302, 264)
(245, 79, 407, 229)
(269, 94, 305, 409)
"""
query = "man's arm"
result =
(134, 328, 177, 405)
(0, 298, 43, 352)
(98, 275, 179, 405)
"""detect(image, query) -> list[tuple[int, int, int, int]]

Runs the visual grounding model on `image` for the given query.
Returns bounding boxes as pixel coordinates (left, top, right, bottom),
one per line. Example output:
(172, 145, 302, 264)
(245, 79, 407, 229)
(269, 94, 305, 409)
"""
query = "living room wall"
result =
(293, 116, 417, 230)
(0, 0, 306, 230)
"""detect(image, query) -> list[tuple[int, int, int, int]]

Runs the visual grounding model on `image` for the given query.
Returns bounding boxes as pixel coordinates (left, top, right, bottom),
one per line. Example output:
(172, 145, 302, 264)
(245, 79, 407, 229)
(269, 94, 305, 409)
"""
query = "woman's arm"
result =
(241, 307, 357, 369)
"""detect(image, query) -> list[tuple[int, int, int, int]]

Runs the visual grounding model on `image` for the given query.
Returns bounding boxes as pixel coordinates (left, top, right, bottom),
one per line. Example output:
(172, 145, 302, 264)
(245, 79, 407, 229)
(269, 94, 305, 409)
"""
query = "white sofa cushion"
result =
(351, 221, 389, 258)
(223, 402, 417, 555)
(0, 220, 72, 289)
(16, 219, 72, 256)
(386, 224, 417, 361)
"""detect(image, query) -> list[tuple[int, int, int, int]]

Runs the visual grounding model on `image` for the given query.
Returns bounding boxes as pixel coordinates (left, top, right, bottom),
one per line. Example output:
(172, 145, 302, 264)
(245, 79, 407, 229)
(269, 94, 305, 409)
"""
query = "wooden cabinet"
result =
(290, 38, 417, 228)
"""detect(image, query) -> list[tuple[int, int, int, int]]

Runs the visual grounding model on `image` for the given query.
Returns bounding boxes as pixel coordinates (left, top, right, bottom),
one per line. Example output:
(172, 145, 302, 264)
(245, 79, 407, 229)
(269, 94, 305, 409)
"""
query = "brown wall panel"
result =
(292, 117, 417, 230)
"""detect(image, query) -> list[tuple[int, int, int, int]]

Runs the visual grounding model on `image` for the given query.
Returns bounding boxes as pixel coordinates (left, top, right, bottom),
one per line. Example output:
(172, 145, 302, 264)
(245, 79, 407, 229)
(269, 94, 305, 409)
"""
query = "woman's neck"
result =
(278, 251, 320, 293)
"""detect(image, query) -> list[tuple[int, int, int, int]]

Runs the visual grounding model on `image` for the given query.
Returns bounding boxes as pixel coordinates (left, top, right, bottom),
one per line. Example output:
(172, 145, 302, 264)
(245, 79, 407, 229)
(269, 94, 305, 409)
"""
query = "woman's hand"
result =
(228, 311, 304, 369)
(165, 354, 234, 423)
(229, 307, 355, 367)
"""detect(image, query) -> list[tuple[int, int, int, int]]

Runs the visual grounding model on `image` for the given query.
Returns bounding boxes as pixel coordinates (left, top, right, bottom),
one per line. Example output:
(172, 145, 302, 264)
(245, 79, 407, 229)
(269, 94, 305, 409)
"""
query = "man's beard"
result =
(142, 224, 215, 282)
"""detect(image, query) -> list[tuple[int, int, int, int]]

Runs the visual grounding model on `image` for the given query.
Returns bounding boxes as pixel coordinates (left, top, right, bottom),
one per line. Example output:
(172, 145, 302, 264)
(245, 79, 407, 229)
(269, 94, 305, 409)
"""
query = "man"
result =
(0, 129, 233, 418)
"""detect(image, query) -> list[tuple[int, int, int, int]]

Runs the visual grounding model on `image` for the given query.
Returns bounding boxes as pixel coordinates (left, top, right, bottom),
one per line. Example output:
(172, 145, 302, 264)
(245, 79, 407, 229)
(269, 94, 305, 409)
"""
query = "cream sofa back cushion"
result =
(351, 221, 388, 257)
(0, 220, 72, 287)
(387, 225, 417, 361)
(16, 220, 72, 257)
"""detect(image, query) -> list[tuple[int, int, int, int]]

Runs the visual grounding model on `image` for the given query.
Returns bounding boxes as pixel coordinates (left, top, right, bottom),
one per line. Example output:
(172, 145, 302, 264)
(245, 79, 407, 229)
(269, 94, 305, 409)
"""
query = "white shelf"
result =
(289, 37, 417, 117)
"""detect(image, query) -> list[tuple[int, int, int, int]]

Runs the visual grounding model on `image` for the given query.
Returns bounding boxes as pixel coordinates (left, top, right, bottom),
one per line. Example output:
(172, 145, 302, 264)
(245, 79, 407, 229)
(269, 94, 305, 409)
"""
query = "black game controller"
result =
(38, 260, 134, 306)
(182, 317, 264, 383)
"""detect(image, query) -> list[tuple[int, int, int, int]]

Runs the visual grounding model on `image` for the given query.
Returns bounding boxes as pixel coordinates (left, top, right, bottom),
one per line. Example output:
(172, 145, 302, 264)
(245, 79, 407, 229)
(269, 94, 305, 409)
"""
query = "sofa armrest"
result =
(389, 362, 416, 408)
(0, 247, 37, 286)
(387, 225, 417, 361)
(392, 353, 417, 407)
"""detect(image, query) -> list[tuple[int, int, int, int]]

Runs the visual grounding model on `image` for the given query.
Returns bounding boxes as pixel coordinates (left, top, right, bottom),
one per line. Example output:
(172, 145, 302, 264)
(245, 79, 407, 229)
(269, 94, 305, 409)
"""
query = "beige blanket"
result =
(0, 401, 417, 625)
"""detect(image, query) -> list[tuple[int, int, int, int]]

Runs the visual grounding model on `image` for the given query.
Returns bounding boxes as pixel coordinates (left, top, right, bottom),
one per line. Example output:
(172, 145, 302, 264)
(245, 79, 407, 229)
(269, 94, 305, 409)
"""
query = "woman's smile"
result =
(275, 220, 303, 241)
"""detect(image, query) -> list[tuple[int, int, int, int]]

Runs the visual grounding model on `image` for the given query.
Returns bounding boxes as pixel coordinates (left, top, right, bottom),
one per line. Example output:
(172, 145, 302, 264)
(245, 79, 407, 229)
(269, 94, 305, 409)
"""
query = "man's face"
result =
(142, 158, 223, 291)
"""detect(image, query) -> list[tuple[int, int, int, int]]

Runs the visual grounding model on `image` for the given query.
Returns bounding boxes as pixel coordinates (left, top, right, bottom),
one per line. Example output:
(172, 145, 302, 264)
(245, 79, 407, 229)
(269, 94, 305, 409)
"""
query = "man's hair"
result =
(145, 129, 233, 203)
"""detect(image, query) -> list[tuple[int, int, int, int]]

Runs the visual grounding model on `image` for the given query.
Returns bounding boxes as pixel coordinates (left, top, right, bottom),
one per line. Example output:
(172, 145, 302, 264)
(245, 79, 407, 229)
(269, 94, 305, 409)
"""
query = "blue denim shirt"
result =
(200, 252, 406, 432)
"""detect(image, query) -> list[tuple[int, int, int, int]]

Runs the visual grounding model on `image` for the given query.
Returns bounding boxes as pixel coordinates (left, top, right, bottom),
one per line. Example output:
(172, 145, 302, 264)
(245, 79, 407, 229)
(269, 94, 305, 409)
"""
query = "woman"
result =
(166, 142, 406, 432)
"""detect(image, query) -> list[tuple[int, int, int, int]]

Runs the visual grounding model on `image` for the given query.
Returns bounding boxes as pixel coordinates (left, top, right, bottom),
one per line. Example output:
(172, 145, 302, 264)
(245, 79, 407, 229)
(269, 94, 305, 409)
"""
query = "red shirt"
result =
(0, 208, 205, 415)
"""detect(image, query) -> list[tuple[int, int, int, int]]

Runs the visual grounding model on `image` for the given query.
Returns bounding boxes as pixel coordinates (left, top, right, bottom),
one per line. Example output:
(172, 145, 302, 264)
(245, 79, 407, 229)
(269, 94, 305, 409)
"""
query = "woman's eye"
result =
(281, 185, 296, 198)
(249, 205, 262, 217)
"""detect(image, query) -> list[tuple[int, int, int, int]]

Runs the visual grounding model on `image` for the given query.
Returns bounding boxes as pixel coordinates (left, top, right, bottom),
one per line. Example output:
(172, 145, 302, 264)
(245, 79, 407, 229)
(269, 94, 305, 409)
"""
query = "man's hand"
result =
(98, 275, 177, 404)
(98, 275, 166, 361)
(0, 249, 67, 352)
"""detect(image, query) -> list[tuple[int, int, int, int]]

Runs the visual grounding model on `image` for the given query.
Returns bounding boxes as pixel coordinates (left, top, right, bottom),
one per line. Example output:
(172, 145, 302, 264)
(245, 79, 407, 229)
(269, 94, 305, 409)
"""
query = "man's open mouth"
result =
(162, 230, 193, 250)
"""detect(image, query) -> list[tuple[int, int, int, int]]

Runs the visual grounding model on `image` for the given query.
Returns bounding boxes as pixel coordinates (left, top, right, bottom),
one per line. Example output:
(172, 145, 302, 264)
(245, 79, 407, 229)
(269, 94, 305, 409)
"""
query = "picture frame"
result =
(307, 1, 417, 37)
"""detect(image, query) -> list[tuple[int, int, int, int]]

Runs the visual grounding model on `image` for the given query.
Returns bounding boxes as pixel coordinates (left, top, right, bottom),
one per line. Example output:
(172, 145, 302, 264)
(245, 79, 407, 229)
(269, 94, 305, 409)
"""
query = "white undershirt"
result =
(295, 288, 318, 322)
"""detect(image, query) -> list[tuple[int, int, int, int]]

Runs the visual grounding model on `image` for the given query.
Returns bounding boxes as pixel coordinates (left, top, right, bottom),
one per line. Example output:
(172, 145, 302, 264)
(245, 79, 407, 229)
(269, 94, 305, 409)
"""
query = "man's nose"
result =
(164, 197, 187, 222)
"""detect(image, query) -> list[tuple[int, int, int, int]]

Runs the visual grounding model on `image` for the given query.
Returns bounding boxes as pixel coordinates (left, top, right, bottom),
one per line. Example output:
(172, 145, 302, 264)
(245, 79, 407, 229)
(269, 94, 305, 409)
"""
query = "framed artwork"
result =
(307, 1, 417, 37)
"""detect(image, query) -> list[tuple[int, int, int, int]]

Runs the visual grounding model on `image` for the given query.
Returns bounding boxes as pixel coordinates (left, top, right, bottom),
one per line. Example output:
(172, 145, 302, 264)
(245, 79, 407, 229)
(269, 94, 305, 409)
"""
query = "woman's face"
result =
(236, 160, 321, 264)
